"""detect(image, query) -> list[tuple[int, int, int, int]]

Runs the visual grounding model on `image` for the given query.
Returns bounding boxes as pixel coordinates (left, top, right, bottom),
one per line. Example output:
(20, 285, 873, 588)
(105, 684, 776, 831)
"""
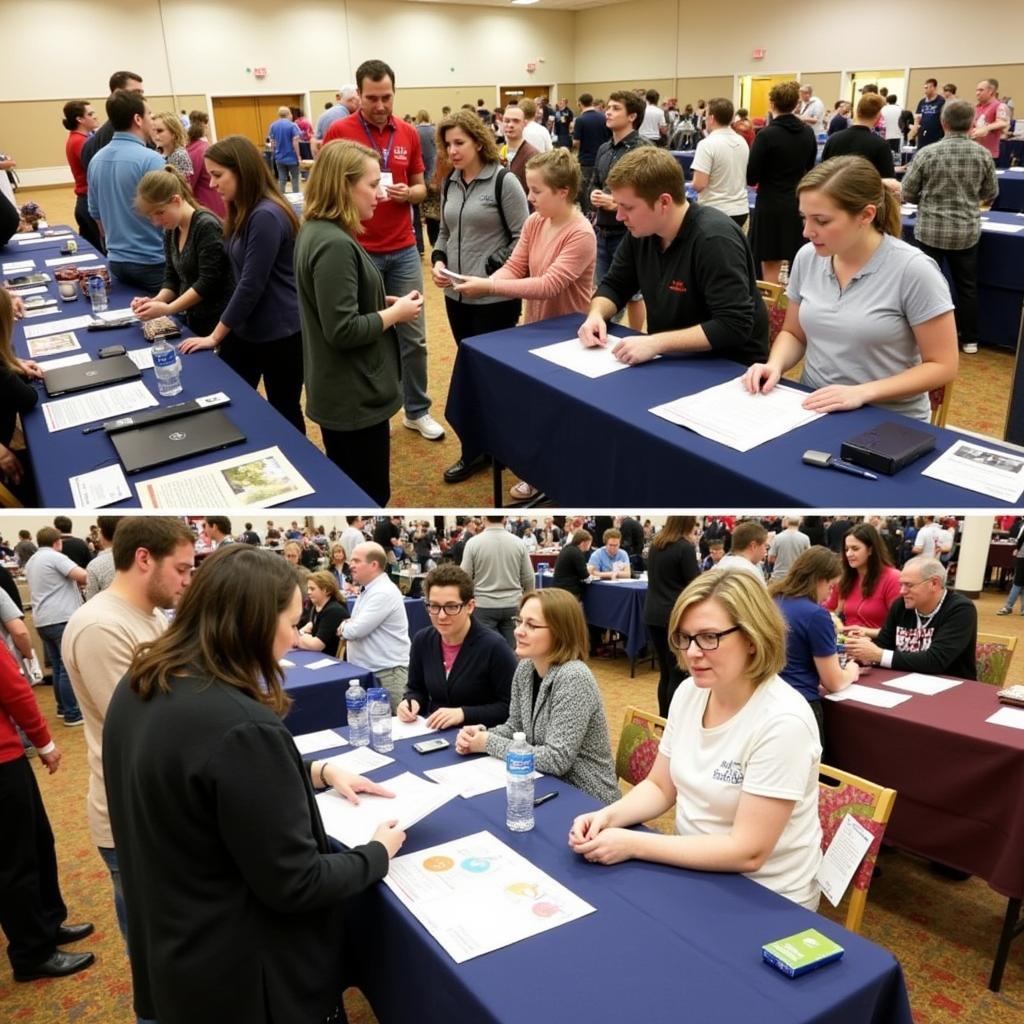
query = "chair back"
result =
(615, 705, 667, 786)
(756, 280, 787, 346)
(0, 480, 22, 508)
(929, 382, 953, 428)
(818, 764, 897, 934)
(975, 632, 1017, 686)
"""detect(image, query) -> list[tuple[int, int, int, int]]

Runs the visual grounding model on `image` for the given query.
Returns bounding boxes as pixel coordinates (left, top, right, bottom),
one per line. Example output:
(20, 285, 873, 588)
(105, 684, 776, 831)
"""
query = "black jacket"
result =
(747, 114, 817, 200)
(552, 544, 590, 600)
(644, 538, 700, 626)
(0, 366, 37, 449)
(875, 589, 977, 680)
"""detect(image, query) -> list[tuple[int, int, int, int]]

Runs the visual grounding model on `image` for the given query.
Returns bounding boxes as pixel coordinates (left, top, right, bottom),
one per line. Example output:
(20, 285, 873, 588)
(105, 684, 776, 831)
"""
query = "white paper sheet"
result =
(529, 335, 635, 379)
(315, 770, 458, 847)
(23, 304, 60, 318)
(881, 673, 962, 696)
(23, 315, 96, 340)
(2, 259, 36, 273)
(323, 747, 394, 774)
(35, 352, 90, 370)
(27, 330, 82, 357)
(823, 683, 913, 709)
(981, 222, 1024, 234)
(390, 715, 437, 740)
(95, 307, 138, 322)
(383, 829, 596, 963)
(68, 464, 132, 508)
(304, 657, 340, 670)
(8, 284, 48, 297)
(278, 658, 296, 667)
(424, 755, 542, 799)
(42, 381, 158, 432)
(126, 347, 154, 369)
(920, 439, 1024, 502)
(17, 233, 72, 246)
(649, 377, 824, 452)
(816, 812, 875, 907)
(292, 729, 349, 755)
(985, 706, 1024, 731)
(44, 252, 100, 267)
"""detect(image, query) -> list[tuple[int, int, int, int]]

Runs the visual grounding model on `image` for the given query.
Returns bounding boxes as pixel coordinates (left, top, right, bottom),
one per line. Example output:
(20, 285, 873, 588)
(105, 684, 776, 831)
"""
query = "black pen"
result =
(81, 423, 106, 435)
(533, 791, 558, 807)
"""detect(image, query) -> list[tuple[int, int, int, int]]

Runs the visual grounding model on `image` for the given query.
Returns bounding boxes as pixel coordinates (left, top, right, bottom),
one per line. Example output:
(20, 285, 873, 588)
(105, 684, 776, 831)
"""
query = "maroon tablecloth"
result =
(529, 550, 561, 569)
(988, 541, 1017, 573)
(823, 669, 1024, 899)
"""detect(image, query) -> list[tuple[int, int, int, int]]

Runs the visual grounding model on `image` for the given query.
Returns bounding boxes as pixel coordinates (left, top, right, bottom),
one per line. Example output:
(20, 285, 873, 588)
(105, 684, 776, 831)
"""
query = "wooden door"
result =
(748, 75, 797, 120)
(211, 94, 301, 146)
(255, 94, 302, 142)
(500, 85, 549, 109)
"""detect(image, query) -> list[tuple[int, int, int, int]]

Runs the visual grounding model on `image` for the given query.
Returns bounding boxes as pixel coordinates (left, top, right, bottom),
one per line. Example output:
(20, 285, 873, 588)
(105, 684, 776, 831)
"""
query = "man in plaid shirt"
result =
(902, 99, 998, 354)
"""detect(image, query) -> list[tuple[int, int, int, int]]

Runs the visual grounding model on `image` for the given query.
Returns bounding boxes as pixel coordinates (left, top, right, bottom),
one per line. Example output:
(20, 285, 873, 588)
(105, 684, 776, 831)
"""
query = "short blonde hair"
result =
(519, 589, 588, 665)
(669, 569, 786, 685)
(153, 112, 187, 152)
(305, 139, 380, 235)
(525, 148, 581, 203)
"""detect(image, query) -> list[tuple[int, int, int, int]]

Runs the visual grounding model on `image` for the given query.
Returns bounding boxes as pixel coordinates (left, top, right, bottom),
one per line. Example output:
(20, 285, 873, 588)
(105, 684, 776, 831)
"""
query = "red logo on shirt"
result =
(668, 279, 687, 293)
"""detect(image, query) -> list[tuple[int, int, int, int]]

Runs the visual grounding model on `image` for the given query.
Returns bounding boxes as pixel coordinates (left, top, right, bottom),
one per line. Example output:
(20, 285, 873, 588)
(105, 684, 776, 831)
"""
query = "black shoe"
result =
(56, 922, 94, 944)
(13, 950, 95, 981)
(443, 454, 489, 484)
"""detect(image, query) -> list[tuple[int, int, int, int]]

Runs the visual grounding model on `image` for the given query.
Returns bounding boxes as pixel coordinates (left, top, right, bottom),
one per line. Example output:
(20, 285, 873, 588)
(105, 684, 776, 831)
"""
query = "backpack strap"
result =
(493, 167, 511, 245)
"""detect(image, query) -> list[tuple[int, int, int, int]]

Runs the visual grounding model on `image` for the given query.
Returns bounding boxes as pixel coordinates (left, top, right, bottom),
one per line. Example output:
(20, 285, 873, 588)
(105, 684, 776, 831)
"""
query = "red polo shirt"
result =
(322, 112, 425, 253)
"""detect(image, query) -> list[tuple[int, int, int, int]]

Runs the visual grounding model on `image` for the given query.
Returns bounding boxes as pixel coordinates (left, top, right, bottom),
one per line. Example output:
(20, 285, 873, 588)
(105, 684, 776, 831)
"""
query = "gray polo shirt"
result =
(24, 546, 83, 627)
(461, 527, 534, 609)
(769, 529, 811, 581)
(786, 235, 953, 421)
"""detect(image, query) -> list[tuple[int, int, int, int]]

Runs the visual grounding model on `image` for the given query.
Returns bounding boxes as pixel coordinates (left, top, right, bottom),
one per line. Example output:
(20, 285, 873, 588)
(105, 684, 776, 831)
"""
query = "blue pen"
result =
(828, 457, 878, 480)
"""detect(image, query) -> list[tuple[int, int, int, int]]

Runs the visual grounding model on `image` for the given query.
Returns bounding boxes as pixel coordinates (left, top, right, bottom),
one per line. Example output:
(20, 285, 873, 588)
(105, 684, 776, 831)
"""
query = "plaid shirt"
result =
(901, 134, 998, 249)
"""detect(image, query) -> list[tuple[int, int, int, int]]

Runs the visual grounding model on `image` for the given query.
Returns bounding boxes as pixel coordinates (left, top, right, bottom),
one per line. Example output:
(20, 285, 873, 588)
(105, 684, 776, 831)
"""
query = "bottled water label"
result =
(506, 751, 534, 777)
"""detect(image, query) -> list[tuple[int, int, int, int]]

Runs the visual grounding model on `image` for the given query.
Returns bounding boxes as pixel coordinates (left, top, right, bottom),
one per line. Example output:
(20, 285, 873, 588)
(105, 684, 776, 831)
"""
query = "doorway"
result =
(848, 71, 905, 106)
(211, 94, 303, 146)
(500, 85, 551, 109)
(739, 75, 797, 121)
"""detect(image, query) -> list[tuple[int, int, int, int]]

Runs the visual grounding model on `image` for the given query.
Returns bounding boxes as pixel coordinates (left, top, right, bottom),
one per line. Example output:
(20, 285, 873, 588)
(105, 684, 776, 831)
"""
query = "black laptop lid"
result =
(43, 354, 141, 397)
(110, 408, 246, 474)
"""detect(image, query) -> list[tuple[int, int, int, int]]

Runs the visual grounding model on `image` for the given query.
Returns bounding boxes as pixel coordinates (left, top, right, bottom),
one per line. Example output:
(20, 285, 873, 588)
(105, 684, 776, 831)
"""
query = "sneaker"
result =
(55, 710, 65, 719)
(997, 607, 1012, 615)
(962, 342, 978, 354)
(403, 414, 446, 441)
(63, 717, 84, 728)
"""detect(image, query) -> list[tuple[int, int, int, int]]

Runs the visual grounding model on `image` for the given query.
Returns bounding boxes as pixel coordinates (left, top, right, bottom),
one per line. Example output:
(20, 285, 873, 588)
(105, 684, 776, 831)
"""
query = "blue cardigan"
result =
(403, 618, 516, 726)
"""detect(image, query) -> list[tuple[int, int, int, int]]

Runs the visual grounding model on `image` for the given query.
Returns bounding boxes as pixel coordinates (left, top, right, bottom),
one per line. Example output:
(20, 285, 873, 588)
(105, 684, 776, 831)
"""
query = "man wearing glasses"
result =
(399, 565, 515, 730)
(844, 557, 977, 679)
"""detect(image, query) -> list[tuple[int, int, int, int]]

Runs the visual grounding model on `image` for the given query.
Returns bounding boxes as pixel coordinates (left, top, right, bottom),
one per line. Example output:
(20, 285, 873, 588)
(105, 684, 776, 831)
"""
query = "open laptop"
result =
(110, 409, 246, 474)
(43, 354, 141, 397)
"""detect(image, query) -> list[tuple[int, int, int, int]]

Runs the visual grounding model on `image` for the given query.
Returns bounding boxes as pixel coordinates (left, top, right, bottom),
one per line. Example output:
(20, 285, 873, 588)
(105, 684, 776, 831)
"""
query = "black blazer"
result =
(103, 672, 388, 1024)
(403, 617, 516, 726)
(644, 538, 700, 626)
(552, 543, 589, 599)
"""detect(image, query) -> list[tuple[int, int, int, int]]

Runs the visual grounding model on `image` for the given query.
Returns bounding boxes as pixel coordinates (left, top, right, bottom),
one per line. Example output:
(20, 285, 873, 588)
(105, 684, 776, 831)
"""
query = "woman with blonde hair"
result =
(294, 139, 423, 505)
(570, 569, 823, 910)
(455, 587, 619, 804)
(132, 165, 231, 336)
(150, 112, 193, 178)
(744, 154, 957, 420)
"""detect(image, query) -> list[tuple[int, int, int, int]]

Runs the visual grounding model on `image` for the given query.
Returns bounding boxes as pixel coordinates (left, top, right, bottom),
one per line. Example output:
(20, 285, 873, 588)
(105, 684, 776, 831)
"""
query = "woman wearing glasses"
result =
(455, 588, 619, 804)
(399, 565, 515, 730)
(569, 570, 823, 910)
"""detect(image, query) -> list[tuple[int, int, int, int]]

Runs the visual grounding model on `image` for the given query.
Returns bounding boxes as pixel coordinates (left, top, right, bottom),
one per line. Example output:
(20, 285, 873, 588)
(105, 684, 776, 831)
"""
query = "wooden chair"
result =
(818, 764, 897, 934)
(0, 479, 23, 508)
(975, 632, 1018, 686)
(615, 705, 667, 786)
(929, 381, 954, 428)
(756, 280, 787, 346)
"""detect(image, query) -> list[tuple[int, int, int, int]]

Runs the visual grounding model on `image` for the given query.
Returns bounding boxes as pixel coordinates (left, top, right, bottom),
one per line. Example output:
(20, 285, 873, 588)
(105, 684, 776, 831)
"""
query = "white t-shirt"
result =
(881, 103, 904, 141)
(523, 121, 552, 154)
(660, 674, 823, 909)
(639, 104, 666, 142)
(715, 554, 765, 580)
(691, 128, 750, 216)
(799, 97, 826, 134)
(913, 522, 949, 558)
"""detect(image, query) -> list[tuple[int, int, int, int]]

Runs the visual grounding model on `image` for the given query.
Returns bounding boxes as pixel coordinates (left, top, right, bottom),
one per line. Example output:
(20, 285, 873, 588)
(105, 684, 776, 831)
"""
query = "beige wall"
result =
(675, 77, 735, 107)
(907, 65, 1024, 108)
(800, 73, 842, 106)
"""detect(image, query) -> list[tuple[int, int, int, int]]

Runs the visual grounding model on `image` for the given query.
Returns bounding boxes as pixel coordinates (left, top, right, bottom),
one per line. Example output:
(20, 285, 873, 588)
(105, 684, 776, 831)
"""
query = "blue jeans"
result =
(595, 229, 641, 308)
(36, 622, 80, 723)
(368, 245, 431, 419)
(277, 161, 300, 193)
(97, 846, 157, 1024)
(1004, 583, 1024, 612)
(109, 260, 166, 295)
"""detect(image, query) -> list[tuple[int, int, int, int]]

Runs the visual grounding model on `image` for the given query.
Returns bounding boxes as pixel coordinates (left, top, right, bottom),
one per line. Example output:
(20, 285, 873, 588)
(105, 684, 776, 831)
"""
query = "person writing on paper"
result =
(103, 545, 404, 1024)
(400, 564, 515, 730)
(742, 156, 958, 421)
(588, 527, 631, 580)
(294, 571, 348, 657)
(455, 588, 619, 805)
(577, 146, 768, 368)
(843, 556, 977, 679)
(569, 570, 823, 910)
(132, 165, 232, 337)
(0, 288, 42, 500)
(824, 523, 901, 632)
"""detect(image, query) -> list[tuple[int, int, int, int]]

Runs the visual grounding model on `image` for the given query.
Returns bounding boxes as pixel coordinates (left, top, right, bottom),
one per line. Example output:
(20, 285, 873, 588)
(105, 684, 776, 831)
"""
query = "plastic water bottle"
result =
(88, 275, 108, 313)
(346, 679, 369, 747)
(368, 687, 393, 752)
(152, 336, 182, 397)
(506, 732, 535, 832)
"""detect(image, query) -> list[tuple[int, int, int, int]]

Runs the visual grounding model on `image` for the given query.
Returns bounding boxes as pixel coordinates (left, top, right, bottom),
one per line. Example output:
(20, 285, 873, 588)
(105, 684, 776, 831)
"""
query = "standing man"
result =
(552, 98, 574, 149)
(86, 90, 166, 293)
(639, 89, 667, 146)
(827, 101, 851, 136)
(797, 84, 826, 135)
(914, 78, 946, 149)
(767, 517, 811, 582)
(715, 520, 769, 579)
(691, 97, 751, 228)
(912, 515, 954, 560)
(14, 531, 36, 567)
(202, 516, 233, 548)
(267, 106, 301, 194)
(80, 70, 144, 171)
(461, 517, 534, 649)
(881, 95, 905, 157)
(573, 93, 609, 216)
(519, 99, 553, 154)
(340, 516, 367, 561)
(84, 516, 120, 600)
(971, 78, 1010, 160)
(902, 100, 997, 356)
(338, 542, 411, 708)
(499, 106, 538, 193)
(53, 515, 91, 569)
(322, 59, 444, 442)
(312, 86, 357, 155)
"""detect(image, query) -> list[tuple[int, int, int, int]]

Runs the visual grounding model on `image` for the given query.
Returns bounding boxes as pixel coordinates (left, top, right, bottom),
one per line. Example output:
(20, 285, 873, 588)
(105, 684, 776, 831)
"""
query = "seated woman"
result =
(294, 571, 348, 657)
(456, 588, 619, 804)
(327, 542, 355, 593)
(743, 155, 957, 421)
(824, 522, 901, 634)
(769, 546, 859, 743)
(400, 564, 515, 730)
(569, 569, 823, 910)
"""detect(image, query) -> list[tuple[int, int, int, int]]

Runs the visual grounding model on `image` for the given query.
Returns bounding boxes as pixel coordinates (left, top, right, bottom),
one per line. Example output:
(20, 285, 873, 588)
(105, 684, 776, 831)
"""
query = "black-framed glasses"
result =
(511, 617, 550, 632)
(424, 601, 467, 616)
(669, 625, 742, 652)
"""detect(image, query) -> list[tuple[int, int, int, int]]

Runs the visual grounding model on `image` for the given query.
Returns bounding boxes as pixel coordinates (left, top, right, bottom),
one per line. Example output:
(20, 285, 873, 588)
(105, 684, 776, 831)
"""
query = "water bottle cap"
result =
(347, 679, 362, 688)
(513, 731, 526, 741)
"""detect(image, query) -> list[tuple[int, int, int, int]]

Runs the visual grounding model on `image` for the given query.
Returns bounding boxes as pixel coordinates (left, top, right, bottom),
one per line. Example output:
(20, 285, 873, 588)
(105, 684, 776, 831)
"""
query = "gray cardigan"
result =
(484, 658, 620, 805)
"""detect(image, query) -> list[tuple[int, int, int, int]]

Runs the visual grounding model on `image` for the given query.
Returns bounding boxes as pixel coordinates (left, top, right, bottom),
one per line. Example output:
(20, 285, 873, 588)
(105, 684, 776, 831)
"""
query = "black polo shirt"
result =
(821, 125, 895, 178)
(591, 130, 650, 232)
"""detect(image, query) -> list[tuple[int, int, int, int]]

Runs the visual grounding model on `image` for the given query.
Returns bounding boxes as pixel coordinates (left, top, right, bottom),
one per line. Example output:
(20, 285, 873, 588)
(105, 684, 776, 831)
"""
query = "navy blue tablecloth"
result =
(282, 650, 374, 733)
(305, 732, 913, 1024)
(999, 138, 1024, 169)
(445, 313, 1024, 506)
(670, 150, 695, 178)
(4, 227, 374, 507)
(992, 168, 1024, 211)
(540, 573, 649, 659)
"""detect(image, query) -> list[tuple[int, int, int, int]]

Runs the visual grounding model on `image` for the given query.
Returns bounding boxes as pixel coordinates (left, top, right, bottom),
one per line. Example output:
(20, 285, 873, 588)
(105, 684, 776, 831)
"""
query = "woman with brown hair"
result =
(294, 569, 349, 656)
(824, 522, 902, 632)
(179, 136, 305, 435)
(455, 587, 618, 804)
(102, 545, 404, 1024)
(184, 111, 225, 216)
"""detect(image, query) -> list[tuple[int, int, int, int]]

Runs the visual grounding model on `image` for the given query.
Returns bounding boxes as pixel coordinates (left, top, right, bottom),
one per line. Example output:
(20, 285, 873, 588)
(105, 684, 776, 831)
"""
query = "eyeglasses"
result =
(512, 617, 550, 632)
(898, 578, 928, 591)
(425, 601, 466, 616)
(669, 625, 742, 652)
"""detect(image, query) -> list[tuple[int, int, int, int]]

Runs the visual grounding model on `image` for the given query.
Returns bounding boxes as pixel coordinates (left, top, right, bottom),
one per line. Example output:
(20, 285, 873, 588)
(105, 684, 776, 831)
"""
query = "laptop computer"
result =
(110, 409, 246, 474)
(43, 354, 141, 397)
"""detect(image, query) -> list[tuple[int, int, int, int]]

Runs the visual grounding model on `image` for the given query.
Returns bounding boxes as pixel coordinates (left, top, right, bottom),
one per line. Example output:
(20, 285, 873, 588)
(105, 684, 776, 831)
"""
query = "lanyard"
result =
(359, 113, 396, 170)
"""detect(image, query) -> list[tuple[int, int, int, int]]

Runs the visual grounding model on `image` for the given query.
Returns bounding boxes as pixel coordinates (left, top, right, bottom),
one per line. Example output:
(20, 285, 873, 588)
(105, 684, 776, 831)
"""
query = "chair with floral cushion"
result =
(756, 280, 787, 346)
(615, 706, 667, 787)
(975, 633, 1017, 687)
(929, 382, 954, 428)
(818, 764, 897, 934)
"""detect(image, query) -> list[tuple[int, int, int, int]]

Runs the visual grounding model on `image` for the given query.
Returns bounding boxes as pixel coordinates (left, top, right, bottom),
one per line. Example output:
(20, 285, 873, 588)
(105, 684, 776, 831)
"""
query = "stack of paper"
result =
(42, 381, 159, 432)
(823, 684, 912, 709)
(425, 755, 542, 798)
(391, 716, 437, 740)
(292, 729, 348, 755)
(881, 674, 961, 696)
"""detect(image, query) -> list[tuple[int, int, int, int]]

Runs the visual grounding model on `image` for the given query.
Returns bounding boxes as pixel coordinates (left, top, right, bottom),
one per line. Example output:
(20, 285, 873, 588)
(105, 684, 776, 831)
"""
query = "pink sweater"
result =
(490, 212, 596, 323)
(825, 566, 902, 629)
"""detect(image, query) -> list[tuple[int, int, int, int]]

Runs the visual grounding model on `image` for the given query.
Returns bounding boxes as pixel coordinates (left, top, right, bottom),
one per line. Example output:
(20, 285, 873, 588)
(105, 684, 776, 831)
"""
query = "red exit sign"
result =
(752, 48, 766, 60)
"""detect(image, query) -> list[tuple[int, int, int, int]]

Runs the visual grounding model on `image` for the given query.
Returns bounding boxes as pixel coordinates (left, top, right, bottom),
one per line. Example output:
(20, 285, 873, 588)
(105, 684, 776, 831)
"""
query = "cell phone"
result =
(6, 273, 51, 286)
(98, 344, 127, 358)
(439, 268, 468, 282)
(413, 738, 450, 754)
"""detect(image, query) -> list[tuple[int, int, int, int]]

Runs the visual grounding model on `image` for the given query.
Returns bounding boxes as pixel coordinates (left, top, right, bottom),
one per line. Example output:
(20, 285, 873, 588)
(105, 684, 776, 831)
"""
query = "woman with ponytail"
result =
(132, 165, 231, 336)
(743, 155, 957, 421)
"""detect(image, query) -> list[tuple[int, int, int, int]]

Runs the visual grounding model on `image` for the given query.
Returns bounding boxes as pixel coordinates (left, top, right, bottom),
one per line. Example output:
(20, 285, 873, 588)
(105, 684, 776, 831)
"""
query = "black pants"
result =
(73, 193, 104, 253)
(810, 698, 825, 753)
(321, 419, 391, 506)
(219, 331, 306, 436)
(649, 623, 687, 717)
(916, 241, 979, 346)
(0, 757, 67, 971)
(730, 213, 749, 229)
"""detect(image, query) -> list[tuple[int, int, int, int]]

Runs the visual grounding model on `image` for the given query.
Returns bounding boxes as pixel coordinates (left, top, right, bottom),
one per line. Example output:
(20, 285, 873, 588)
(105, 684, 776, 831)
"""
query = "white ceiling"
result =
(406, 0, 621, 10)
